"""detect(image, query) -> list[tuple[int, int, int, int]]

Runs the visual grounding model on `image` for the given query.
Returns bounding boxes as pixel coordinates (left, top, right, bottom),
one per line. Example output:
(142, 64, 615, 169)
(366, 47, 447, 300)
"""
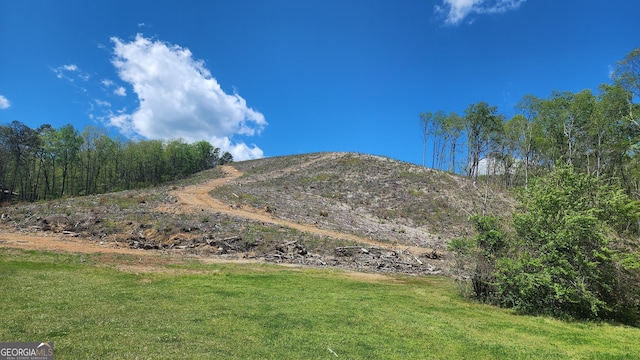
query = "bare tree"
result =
(419, 112, 432, 167)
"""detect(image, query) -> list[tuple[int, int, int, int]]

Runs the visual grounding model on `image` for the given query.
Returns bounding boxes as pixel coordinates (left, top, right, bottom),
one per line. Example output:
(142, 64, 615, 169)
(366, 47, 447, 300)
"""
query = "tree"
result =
(463, 102, 503, 179)
(80, 126, 109, 195)
(613, 48, 640, 103)
(569, 89, 598, 173)
(612, 48, 640, 136)
(419, 112, 432, 168)
(503, 115, 526, 186)
(1, 121, 225, 202)
(432, 111, 448, 169)
(514, 95, 543, 186)
(139, 140, 166, 186)
(219, 151, 233, 165)
(0, 121, 42, 201)
(448, 215, 508, 302)
(537, 91, 578, 166)
(0, 126, 9, 200)
(498, 167, 640, 322)
(37, 124, 57, 199)
(93, 134, 118, 193)
(165, 139, 194, 178)
(501, 168, 638, 322)
(191, 140, 218, 171)
(55, 124, 83, 197)
(444, 112, 464, 173)
(451, 167, 640, 323)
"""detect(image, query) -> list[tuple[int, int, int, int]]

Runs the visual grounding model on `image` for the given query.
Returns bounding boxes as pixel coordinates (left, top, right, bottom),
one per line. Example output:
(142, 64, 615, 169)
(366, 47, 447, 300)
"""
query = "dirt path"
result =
(0, 232, 145, 256)
(0, 231, 399, 282)
(159, 165, 429, 254)
(1, 159, 428, 264)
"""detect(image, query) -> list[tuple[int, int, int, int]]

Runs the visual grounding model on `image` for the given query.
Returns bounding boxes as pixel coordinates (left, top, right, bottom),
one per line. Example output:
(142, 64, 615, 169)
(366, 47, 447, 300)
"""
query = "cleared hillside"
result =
(222, 152, 514, 248)
(0, 152, 514, 275)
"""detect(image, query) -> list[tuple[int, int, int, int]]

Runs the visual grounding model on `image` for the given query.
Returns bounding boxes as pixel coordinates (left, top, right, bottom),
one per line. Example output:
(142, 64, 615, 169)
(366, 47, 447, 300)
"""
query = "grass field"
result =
(1, 248, 639, 359)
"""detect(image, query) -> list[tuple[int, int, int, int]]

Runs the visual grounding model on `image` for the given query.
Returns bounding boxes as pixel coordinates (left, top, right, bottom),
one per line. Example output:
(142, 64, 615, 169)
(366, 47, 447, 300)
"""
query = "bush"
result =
(451, 167, 640, 324)
(449, 215, 507, 303)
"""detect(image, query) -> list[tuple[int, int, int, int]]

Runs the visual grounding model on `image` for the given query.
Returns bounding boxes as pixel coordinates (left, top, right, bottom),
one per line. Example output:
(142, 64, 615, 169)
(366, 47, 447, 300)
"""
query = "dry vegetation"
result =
(226, 152, 513, 245)
(1, 152, 514, 276)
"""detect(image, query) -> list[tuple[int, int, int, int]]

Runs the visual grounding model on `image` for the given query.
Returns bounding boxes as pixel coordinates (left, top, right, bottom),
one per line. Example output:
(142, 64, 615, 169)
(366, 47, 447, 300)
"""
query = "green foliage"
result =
(219, 151, 233, 165)
(0, 122, 231, 202)
(422, 48, 640, 191)
(452, 167, 640, 324)
(472, 215, 507, 257)
(0, 121, 42, 201)
(613, 47, 640, 101)
(464, 102, 505, 179)
(428, 48, 640, 322)
(419, 110, 464, 172)
(449, 215, 507, 302)
(506, 168, 640, 322)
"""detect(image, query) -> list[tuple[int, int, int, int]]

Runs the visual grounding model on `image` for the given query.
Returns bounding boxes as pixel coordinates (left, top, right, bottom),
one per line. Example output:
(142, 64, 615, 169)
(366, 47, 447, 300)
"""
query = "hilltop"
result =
(223, 152, 512, 246)
(0, 152, 514, 275)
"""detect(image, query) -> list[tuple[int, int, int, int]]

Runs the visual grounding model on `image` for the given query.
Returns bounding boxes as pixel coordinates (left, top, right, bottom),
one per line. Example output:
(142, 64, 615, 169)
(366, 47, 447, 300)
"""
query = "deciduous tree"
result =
(463, 102, 503, 179)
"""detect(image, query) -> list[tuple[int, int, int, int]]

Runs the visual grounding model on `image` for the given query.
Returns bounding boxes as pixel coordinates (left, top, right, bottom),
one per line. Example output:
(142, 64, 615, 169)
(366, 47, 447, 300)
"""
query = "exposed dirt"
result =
(0, 232, 143, 256)
(1, 161, 437, 276)
(1, 152, 511, 276)
(158, 164, 431, 255)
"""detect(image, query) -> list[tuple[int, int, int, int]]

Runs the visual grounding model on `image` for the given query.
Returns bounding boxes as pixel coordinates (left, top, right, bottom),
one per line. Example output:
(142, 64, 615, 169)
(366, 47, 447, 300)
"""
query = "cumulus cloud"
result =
(210, 136, 264, 162)
(435, 0, 526, 25)
(108, 34, 267, 160)
(0, 95, 10, 109)
(114, 86, 127, 96)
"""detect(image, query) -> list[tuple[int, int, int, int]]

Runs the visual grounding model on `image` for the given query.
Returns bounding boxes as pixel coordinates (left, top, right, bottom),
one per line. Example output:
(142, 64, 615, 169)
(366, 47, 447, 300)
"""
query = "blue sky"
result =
(1, 0, 639, 163)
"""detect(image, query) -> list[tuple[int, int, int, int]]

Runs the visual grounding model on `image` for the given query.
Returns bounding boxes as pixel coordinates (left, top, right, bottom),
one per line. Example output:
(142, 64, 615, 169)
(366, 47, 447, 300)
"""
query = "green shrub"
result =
(452, 167, 640, 325)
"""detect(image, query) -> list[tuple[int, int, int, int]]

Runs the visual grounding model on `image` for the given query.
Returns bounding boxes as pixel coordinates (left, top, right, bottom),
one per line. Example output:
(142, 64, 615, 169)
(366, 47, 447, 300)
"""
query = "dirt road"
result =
(1, 163, 430, 261)
(0, 232, 144, 255)
(161, 165, 429, 254)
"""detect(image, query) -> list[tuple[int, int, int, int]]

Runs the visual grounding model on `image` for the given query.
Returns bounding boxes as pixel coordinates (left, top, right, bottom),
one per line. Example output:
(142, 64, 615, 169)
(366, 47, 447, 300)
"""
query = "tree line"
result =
(441, 48, 640, 324)
(420, 48, 640, 194)
(0, 122, 232, 203)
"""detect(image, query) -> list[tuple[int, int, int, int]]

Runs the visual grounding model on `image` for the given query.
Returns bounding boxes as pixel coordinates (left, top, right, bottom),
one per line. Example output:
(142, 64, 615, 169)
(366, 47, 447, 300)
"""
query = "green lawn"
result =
(1, 248, 639, 359)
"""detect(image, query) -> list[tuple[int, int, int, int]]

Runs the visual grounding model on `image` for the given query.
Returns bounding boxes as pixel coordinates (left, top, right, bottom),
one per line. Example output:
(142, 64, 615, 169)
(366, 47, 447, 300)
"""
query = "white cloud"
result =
(114, 86, 127, 96)
(210, 136, 264, 162)
(101, 79, 114, 87)
(107, 113, 132, 134)
(436, 0, 526, 25)
(0, 95, 10, 109)
(95, 99, 111, 107)
(63, 64, 78, 71)
(52, 64, 90, 82)
(107, 34, 267, 160)
(53, 68, 65, 79)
